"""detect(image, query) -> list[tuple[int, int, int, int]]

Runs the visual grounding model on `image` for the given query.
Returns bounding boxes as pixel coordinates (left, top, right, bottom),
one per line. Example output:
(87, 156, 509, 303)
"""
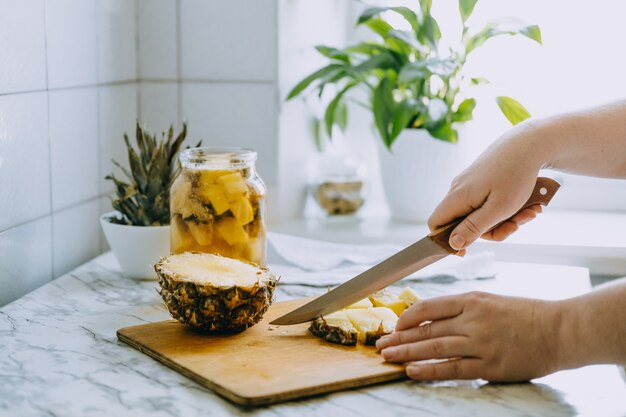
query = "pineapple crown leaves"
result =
(105, 122, 201, 226)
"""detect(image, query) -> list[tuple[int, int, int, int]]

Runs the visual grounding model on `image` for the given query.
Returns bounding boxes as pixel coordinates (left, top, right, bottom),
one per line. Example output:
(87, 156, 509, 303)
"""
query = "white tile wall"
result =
(0, 92, 51, 231)
(98, 84, 138, 195)
(0, 0, 47, 95)
(179, 0, 277, 81)
(180, 82, 278, 183)
(138, 82, 180, 135)
(45, 0, 98, 89)
(52, 199, 101, 277)
(96, 0, 138, 83)
(137, 0, 178, 80)
(49, 88, 99, 211)
(0, 216, 52, 307)
(1, 0, 291, 307)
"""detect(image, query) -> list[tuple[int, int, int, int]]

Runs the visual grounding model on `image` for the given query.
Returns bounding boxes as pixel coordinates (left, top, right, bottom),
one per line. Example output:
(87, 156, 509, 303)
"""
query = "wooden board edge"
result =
(241, 370, 408, 407)
(117, 328, 252, 405)
(117, 327, 408, 407)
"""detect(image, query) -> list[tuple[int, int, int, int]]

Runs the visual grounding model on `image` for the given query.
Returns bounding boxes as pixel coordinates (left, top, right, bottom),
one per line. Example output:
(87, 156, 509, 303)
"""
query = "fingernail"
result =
(381, 347, 397, 360)
(406, 365, 422, 378)
(376, 337, 388, 350)
(450, 234, 465, 250)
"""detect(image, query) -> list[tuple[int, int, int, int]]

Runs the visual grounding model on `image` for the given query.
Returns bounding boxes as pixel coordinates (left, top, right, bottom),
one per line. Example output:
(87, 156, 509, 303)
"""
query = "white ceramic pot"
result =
(377, 128, 462, 223)
(100, 211, 170, 280)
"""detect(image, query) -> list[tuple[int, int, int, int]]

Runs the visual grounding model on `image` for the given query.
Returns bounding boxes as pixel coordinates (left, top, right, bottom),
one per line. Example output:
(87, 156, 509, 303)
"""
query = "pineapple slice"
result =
(345, 308, 396, 345)
(218, 172, 248, 202)
(198, 169, 232, 184)
(309, 311, 358, 346)
(369, 289, 409, 316)
(229, 197, 254, 226)
(398, 287, 420, 308)
(199, 186, 230, 215)
(186, 221, 213, 246)
(216, 217, 249, 245)
(345, 298, 373, 309)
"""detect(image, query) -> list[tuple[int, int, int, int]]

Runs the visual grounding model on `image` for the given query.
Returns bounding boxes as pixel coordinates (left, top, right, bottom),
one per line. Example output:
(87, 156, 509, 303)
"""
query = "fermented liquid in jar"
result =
(170, 147, 266, 266)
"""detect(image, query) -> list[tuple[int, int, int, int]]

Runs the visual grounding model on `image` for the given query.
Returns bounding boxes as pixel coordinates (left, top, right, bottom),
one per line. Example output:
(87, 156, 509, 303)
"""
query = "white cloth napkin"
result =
(267, 232, 495, 287)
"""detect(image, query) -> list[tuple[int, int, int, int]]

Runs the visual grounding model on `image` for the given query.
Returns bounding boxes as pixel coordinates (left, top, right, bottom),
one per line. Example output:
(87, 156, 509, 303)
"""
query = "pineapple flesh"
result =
(309, 287, 421, 346)
(155, 252, 277, 333)
(309, 310, 358, 346)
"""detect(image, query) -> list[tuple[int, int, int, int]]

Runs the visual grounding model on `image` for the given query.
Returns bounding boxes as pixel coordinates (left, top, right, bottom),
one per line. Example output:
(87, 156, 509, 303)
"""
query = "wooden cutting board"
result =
(117, 299, 406, 406)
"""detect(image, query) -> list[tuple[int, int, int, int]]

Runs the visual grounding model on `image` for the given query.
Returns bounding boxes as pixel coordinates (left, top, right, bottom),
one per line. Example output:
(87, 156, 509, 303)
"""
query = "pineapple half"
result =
(309, 287, 420, 346)
(155, 252, 277, 333)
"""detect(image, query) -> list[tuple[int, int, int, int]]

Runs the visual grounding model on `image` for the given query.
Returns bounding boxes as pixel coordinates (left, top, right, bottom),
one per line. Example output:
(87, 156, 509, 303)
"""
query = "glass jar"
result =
(170, 147, 266, 266)
(312, 154, 366, 216)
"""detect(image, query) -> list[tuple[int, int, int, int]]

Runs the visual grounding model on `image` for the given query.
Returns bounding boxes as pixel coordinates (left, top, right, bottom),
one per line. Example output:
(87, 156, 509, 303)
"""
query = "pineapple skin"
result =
(309, 317, 358, 346)
(155, 255, 277, 333)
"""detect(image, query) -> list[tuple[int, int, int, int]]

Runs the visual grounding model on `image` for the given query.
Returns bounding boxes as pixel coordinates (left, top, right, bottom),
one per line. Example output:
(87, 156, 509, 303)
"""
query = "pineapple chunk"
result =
(398, 287, 420, 308)
(345, 298, 373, 309)
(369, 290, 409, 316)
(170, 216, 195, 252)
(199, 186, 230, 215)
(186, 221, 213, 246)
(218, 172, 248, 202)
(345, 308, 396, 345)
(198, 169, 232, 184)
(216, 217, 249, 245)
(229, 197, 254, 226)
(310, 311, 358, 346)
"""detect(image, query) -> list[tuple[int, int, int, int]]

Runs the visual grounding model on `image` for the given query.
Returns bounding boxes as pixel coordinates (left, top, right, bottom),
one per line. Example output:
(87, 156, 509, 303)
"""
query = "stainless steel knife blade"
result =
(269, 234, 455, 325)
(270, 177, 560, 326)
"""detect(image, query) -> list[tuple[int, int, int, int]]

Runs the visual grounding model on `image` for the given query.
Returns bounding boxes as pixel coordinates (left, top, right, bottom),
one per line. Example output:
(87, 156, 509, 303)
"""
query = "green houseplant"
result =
(287, 0, 541, 221)
(100, 122, 201, 279)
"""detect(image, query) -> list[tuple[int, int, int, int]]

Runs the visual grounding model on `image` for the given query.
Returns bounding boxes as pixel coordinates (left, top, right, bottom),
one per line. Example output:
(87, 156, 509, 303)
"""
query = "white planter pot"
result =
(100, 211, 170, 280)
(377, 129, 462, 223)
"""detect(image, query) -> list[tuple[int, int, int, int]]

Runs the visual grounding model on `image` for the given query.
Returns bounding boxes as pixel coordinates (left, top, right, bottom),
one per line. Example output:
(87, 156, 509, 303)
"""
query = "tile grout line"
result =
(0, 194, 109, 237)
(175, 0, 183, 125)
(42, 0, 55, 282)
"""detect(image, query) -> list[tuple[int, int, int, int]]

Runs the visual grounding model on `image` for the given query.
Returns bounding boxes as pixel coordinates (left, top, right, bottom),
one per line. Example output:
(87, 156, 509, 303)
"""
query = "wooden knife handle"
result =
(429, 177, 560, 254)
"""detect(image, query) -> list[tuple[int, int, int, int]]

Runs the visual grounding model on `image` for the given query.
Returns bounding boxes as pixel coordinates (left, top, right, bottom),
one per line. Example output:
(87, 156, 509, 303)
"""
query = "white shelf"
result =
(271, 210, 626, 276)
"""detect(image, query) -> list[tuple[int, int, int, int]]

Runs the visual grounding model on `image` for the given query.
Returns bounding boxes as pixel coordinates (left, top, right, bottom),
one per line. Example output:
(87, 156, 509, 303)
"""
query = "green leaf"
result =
(357, 7, 389, 25)
(387, 30, 427, 54)
(286, 64, 344, 100)
(452, 98, 476, 122)
(428, 123, 458, 143)
(325, 83, 356, 137)
(521, 25, 542, 44)
(470, 77, 490, 85)
(496, 96, 531, 125)
(315, 45, 350, 63)
(352, 52, 397, 73)
(418, 15, 442, 48)
(336, 101, 349, 132)
(465, 22, 542, 55)
(390, 99, 418, 141)
(344, 42, 388, 56)
(358, 6, 419, 33)
(398, 62, 430, 84)
(459, 0, 478, 23)
(372, 78, 395, 148)
(365, 18, 393, 38)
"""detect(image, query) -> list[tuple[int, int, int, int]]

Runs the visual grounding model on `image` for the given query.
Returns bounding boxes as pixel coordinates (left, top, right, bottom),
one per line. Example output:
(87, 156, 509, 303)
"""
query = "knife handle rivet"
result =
(539, 187, 547, 196)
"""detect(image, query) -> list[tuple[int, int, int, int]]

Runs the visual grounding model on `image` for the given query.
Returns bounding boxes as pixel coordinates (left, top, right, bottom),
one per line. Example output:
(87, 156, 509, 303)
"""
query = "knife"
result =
(270, 177, 560, 326)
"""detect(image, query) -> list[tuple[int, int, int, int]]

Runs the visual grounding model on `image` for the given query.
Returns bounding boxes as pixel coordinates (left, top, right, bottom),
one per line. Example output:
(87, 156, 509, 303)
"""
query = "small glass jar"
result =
(312, 154, 366, 216)
(170, 147, 266, 266)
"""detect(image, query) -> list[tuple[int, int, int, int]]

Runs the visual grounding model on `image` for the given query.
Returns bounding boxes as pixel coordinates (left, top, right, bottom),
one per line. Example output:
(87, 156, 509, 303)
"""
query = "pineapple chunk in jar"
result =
(170, 147, 266, 266)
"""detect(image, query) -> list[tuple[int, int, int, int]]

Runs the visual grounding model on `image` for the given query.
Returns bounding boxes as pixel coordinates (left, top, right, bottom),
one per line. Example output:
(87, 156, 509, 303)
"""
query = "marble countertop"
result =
(1, 252, 624, 417)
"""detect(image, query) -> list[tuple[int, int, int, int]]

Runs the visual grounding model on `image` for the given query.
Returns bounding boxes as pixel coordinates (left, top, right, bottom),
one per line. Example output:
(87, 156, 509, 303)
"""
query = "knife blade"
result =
(270, 177, 560, 326)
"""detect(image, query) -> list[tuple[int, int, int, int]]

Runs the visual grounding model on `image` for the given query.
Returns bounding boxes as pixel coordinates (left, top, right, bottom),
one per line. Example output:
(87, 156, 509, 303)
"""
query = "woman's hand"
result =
(376, 292, 564, 382)
(429, 122, 547, 253)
